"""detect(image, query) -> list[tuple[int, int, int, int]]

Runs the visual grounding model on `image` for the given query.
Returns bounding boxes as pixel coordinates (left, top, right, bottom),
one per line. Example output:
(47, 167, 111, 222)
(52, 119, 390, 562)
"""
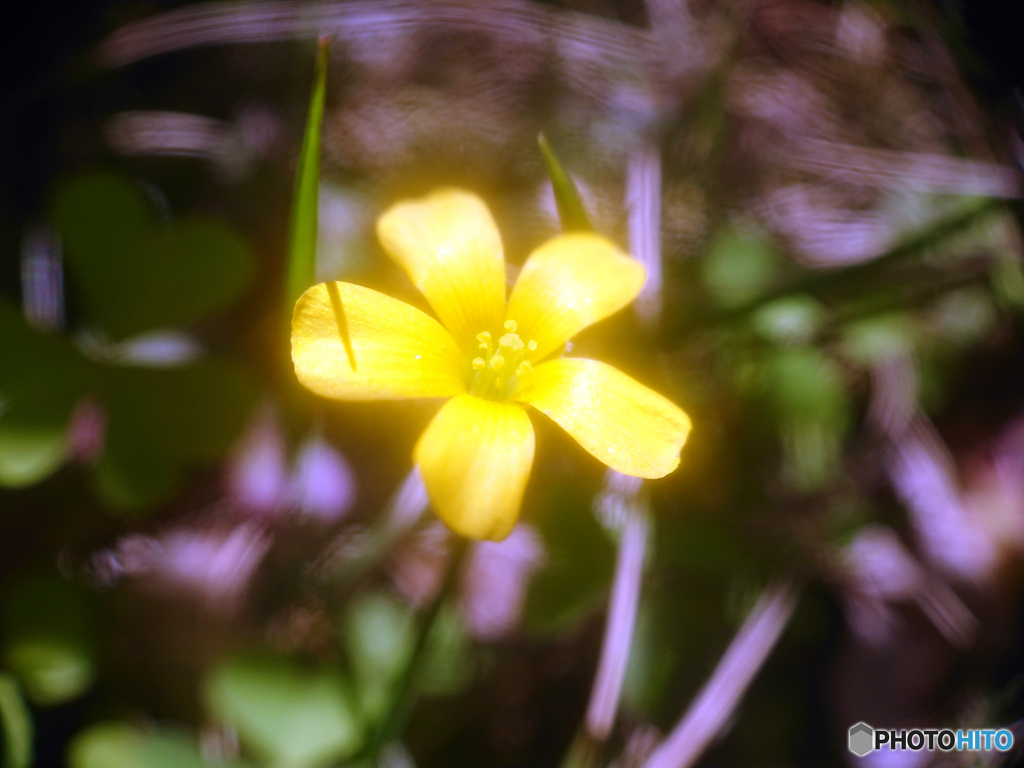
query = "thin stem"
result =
(641, 579, 800, 768)
(364, 536, 469, 758)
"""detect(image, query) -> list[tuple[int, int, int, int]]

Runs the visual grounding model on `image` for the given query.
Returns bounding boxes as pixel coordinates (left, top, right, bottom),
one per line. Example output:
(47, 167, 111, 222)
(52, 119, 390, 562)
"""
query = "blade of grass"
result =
(286, 36, 329, 314)
(0, 673, 33, 768)
(539, 133, 593, 232)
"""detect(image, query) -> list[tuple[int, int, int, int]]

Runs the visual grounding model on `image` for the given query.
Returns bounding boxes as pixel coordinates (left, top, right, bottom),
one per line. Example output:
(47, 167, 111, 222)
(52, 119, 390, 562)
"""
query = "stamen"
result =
(498, 332, 524, 351)
(503, 320, 517, 332)
(477, 331, 491, 343)
(472, 357, 486, 370)
(489, 354, 505, 371)
(527, 340, 537, 351)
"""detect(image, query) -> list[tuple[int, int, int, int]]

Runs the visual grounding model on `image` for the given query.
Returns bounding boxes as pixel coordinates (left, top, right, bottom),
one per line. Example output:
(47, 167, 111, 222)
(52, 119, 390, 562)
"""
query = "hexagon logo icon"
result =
(849, 722, 874, 757)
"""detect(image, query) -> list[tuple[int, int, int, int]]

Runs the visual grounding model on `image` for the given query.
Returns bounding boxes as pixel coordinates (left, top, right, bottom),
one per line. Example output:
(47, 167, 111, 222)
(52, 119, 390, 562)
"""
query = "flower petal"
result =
(511, 358, 690, 478)
(415, 394, 534, 541)
(377, 189, 506, 348)
(505, 233, 645, 360)
(292, 282, 466, 400)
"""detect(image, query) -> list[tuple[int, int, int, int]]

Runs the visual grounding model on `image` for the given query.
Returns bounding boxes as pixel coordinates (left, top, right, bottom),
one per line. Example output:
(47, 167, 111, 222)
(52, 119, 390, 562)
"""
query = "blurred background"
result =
(3, 1, 1024, 766)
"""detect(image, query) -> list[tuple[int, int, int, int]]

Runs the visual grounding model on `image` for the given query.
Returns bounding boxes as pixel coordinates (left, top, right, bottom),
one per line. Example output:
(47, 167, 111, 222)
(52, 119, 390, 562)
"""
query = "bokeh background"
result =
(3, 1, 1024, 766)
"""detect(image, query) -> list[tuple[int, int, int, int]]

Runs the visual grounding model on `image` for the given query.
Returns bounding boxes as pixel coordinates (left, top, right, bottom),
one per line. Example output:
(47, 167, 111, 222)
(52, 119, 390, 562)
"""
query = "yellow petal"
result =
(377, 188, 506, 348)
(292, 282, 466, 400)
(415, 394, 534, 541)
(511, 358, 690, 478)
(505, 233, 645, 360)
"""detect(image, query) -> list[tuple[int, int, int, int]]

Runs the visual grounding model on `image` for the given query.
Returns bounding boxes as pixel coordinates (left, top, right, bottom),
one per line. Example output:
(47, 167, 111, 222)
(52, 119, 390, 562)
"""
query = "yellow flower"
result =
(292, 189, 691, 541)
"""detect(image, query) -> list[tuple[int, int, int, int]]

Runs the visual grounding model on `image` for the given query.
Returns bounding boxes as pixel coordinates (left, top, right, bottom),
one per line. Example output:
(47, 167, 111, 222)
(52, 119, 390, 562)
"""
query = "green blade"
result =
(286, 37, 330, 311)
(538, 132, 592, 232)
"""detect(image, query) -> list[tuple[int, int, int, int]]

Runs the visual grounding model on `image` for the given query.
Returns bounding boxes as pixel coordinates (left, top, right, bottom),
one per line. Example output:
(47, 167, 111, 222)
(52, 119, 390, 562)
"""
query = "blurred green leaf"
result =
(415, 604, 472, 697)
(525, 485, 615, 632)
(538, 133, 592, 232)
(0, 301, 93, 486)
(51, 173, 254, 340)
(0, 673, 33, 768)
(751, 295, 825, 346)
(839, 314, 916, 365)
(205, 654, 364, 768)
(765, 348, 850, 491)
(2, 573, 96, 706)
(68, 721, 253, 768)
(702, 224, 779, 309)
(93, 360, 257, 510)
(343, 592, 415, 723)
(287, 38, 330, 310)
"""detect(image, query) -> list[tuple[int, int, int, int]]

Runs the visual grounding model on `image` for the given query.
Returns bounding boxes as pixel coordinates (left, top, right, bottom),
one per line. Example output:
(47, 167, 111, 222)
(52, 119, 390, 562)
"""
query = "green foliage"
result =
(0, 673, 33, 768)
(763, 347, 850, 491)
(204, 653, 364, 768)
(2, 574, 96, 706)
(343, 592, 416, 722)
(94, 360, 257, 509)
(538, 133, 593, 232)
(1, 170, 258, 506)
(702, 224, 780, 309)
(286, 38, 330, 310)
(51, 173, 253, 341)
(68, 722, 253, 768)
(751, 295, 825, 346)
(0, 302, 93, 486)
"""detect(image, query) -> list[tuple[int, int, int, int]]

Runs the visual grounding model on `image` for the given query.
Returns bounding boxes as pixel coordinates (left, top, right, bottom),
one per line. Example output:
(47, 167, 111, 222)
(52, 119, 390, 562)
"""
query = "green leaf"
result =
(2, 573, 96, 706)
(68, 722, 253, 768)
(94, 359, 257, 510)
(0, 301, 93, 486)
(764, 348, 850, 491)
(94, 364, 256, 509)
(204, 653, 364, 768)
(343, 592, 415, 723)
(538, 133, 592, 232)
(51, 172, 254, 340)
(0, 673, 33, 768)
(701, 224, 779, 309)
(287, 37, 330, 310)
(839, 314, 916, 365)
(751, 295, 825, 345)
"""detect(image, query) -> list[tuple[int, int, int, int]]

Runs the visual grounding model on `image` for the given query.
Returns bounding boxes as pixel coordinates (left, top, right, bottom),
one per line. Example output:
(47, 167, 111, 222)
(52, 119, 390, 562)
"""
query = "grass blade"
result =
(286, 37, 330, 311)
(539, 133, 592, 232)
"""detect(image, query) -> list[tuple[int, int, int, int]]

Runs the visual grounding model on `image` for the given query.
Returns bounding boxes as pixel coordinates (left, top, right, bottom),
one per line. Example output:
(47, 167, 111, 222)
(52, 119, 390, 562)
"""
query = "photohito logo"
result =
(848, 723, 1014, 757)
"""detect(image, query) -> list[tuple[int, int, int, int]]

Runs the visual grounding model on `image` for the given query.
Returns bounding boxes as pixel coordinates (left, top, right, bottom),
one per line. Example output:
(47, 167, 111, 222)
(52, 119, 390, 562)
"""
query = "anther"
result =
(516, 361, 533, 377)
(503, 320, 517, 332)
(490, 354, 505, 370)
(472, 357, 486, 370)
(527, 340, 537, 351)
(498, 332, 524, 351)
(494, 378, 505, 390)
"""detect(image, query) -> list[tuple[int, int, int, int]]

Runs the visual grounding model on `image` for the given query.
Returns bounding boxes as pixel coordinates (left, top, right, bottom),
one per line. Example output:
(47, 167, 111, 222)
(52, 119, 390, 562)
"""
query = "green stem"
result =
(364, 537, 470, 757)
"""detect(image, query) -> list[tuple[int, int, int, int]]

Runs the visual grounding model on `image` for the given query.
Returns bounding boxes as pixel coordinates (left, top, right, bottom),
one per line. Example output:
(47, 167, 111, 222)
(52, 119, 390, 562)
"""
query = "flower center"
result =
(469, 320, 537, 400)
